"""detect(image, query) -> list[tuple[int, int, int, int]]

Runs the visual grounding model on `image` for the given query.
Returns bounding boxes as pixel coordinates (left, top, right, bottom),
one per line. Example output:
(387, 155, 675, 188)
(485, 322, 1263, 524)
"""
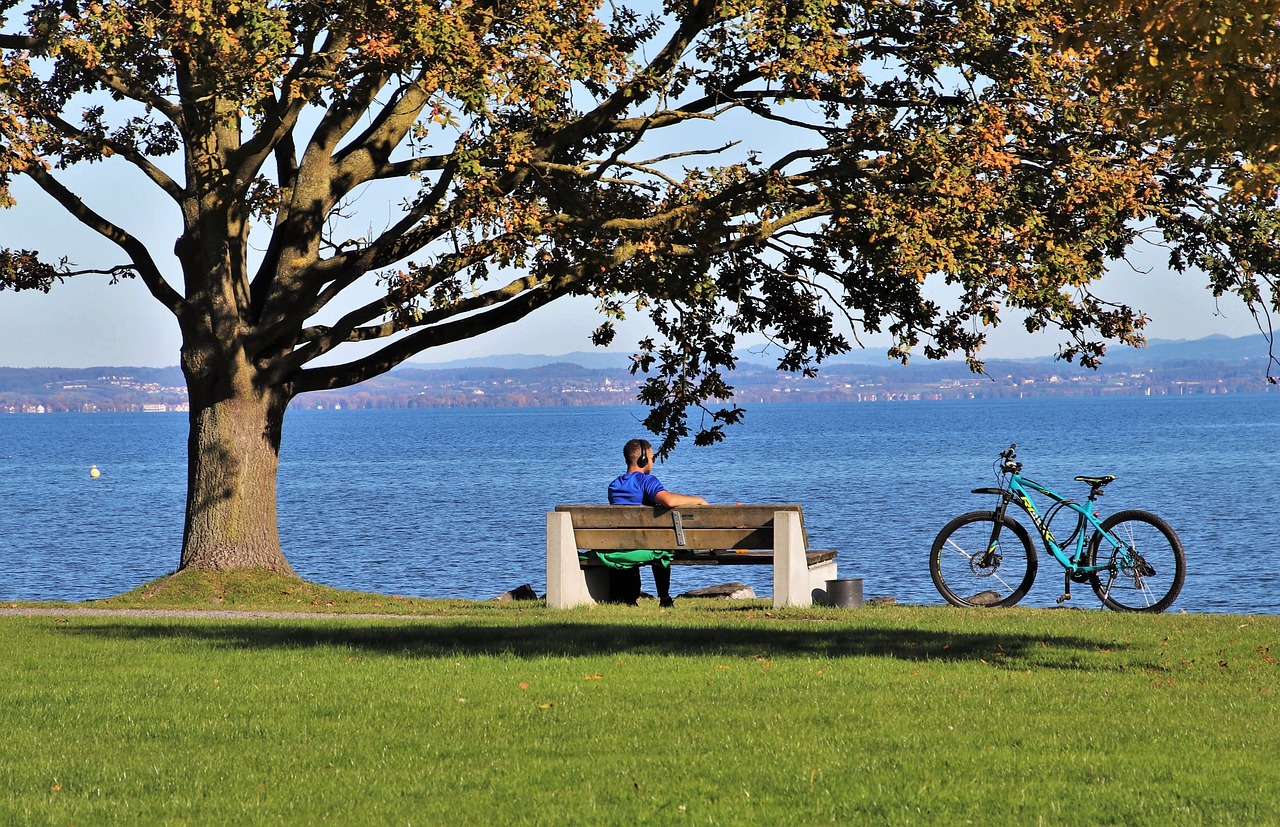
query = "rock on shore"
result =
(677, 582, 756, 600)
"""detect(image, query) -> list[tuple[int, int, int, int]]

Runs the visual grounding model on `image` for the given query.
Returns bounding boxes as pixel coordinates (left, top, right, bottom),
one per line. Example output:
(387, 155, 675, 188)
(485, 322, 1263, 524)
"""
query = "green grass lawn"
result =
(3, 574, 1278, 825)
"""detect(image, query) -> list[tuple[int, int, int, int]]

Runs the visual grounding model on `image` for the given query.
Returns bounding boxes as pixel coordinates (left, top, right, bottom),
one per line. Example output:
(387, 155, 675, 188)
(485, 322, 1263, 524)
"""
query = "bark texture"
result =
(179, 380, 296, 575)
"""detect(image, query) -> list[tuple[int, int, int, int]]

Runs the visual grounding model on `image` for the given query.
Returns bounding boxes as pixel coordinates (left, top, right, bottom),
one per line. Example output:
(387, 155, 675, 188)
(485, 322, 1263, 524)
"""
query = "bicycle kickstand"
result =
(1057, 572, 1072, 605)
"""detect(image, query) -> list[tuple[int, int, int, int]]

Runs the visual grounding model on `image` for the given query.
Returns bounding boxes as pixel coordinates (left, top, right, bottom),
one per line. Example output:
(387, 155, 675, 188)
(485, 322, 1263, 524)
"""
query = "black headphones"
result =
(637, 443, 649, 468)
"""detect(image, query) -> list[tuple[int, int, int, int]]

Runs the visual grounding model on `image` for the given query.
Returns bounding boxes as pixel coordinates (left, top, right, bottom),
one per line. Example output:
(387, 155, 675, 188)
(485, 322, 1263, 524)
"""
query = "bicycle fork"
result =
(981, 498, 1010, 569)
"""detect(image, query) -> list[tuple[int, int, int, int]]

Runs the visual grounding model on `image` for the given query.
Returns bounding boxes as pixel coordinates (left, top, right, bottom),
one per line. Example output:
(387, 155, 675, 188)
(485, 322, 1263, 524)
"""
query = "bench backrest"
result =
(555, 504, 807, 551)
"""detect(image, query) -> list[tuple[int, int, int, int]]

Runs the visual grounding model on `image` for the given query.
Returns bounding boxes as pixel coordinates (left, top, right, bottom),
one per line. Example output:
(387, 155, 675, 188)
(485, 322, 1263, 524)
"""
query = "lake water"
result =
(2, 394, 1277, 614)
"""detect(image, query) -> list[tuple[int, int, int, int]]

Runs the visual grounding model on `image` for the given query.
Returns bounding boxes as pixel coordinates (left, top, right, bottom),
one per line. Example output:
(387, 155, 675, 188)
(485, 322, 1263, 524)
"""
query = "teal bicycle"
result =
(930, 445, 1186, 612)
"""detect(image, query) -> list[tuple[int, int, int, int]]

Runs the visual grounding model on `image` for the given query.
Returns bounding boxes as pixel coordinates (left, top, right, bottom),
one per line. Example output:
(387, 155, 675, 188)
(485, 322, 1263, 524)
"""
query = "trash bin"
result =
(826, 578, 863, 608)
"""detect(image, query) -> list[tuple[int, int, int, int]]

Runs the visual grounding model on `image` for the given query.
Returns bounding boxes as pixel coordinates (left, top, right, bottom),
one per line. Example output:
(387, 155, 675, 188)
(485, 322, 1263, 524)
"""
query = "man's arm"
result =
(654, 490, 709, 507)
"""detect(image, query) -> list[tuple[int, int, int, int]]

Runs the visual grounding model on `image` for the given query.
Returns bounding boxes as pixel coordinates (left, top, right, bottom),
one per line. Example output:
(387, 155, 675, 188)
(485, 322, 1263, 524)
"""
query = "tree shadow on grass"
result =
(67, 619, 1138, 670)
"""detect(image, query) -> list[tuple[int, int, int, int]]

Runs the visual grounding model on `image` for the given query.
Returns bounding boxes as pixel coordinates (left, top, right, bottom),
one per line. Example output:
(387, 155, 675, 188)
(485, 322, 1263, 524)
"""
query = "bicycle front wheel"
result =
(930, 511, 1037, 608)
(1087, 510, 1186, 613)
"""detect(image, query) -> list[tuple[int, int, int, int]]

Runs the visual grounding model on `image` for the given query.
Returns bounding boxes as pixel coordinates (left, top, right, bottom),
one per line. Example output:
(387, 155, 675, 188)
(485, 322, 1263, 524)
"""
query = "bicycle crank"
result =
(1058, 572, 1072, 604)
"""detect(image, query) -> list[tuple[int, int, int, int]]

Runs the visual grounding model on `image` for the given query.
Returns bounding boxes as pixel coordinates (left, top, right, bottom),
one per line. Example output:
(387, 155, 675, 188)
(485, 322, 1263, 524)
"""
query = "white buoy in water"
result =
(89, 464, 101, 479)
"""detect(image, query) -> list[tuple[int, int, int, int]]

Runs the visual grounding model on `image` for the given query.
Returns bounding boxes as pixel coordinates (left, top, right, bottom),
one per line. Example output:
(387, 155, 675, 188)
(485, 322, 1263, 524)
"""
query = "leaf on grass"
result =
(518, 682, 530, 690)
(585, 674, 604, 680)
(538, 703, 554, 709)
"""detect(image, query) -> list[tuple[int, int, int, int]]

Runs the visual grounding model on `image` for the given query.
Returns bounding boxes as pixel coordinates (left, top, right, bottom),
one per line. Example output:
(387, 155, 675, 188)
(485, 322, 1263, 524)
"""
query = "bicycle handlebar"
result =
(998, 443, 1022, 474)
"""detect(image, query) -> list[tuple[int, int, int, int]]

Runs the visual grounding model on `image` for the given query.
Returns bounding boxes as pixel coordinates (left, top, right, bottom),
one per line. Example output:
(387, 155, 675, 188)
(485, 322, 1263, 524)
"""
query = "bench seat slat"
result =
(570, 527, 776, 550)
(555, 504, 803, 527)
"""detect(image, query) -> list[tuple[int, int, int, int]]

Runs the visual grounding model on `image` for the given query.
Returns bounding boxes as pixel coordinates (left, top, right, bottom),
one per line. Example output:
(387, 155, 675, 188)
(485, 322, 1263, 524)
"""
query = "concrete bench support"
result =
(547, 510, 604, 609)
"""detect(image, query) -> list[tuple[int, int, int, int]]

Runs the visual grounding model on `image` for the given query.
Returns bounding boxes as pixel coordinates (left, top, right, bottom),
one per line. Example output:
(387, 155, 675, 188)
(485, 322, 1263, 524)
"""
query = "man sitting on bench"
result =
(598, 438, 709, 607)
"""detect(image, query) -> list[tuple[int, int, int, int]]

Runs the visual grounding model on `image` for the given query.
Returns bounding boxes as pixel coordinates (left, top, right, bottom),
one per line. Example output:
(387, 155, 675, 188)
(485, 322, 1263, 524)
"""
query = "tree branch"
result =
(328, 77, 437, 195)
(24, 165, 185, 314)
(253, 160, 461, 350)
(90, 64, 184, 125)
(374, 152, 454, 181)
(0, 33, 40, 50)
(294, 270, 558, 363)
(42, 110, 184, 201)
(532, 0, 722, 164)
(237, 48, 347, 189)
(290, 275, 574, 393)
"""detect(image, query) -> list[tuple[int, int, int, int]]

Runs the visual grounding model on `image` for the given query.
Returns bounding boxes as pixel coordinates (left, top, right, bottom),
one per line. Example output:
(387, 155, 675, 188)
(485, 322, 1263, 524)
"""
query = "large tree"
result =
(0, 0, 1238, 574)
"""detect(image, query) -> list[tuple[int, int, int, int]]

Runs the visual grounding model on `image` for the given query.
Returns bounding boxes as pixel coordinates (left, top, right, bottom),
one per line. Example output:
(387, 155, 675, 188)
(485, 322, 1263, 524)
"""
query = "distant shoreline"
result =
(3, 384, 1276, 416)
(2, 332, 1274, 413)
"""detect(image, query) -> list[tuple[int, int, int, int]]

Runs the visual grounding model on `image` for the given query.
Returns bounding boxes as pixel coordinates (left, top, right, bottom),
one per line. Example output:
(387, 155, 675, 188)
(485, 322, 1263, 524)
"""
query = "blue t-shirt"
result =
(608, 471, 666, 506)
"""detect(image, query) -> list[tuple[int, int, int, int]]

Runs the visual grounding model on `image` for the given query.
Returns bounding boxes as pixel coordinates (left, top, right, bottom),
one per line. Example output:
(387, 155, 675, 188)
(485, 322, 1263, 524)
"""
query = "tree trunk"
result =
(178, 381, 297, 576)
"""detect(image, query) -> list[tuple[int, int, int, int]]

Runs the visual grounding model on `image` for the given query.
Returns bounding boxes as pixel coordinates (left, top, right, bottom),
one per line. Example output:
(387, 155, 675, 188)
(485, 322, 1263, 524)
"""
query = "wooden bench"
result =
(546, 504, 838, 609)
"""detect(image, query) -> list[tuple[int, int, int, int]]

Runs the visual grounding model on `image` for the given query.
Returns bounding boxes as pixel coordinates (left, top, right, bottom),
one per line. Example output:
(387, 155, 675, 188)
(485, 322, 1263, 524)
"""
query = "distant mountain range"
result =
(404, 332, 1276, 371)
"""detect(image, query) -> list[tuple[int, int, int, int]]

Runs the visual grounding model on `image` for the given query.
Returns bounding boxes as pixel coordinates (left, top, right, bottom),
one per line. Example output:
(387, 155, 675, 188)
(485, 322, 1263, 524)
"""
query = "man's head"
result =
(623, 438, 654, 471)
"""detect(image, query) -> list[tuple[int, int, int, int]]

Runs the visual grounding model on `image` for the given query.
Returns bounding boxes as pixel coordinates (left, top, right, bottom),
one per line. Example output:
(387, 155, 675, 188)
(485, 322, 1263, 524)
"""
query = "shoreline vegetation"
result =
(3, 570, 1278, 824)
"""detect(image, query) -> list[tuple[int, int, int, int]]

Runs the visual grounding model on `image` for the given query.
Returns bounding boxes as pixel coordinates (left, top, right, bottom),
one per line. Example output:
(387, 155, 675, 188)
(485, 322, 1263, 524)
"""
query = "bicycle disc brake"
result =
(969, 550, 1001, 578)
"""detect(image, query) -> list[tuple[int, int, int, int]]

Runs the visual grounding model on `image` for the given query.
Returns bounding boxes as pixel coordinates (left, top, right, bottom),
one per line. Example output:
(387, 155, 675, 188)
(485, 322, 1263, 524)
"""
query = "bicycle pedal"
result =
(1056, 593, 1072, 604)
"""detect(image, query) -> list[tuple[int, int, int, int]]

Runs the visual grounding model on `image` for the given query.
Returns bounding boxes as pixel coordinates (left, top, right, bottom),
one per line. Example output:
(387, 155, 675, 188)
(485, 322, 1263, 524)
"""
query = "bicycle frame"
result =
(977, 473, 1112, 576)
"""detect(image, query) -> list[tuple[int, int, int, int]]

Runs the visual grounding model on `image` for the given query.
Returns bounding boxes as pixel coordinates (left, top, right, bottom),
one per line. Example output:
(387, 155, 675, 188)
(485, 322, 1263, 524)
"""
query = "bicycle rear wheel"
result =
(1087, 510, 1185, 613)
(930, 511, 1037, 608)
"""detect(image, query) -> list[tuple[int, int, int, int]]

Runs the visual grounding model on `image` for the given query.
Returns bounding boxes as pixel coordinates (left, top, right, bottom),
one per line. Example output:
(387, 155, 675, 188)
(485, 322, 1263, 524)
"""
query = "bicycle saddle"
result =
(1075, 475, 1116, 486)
